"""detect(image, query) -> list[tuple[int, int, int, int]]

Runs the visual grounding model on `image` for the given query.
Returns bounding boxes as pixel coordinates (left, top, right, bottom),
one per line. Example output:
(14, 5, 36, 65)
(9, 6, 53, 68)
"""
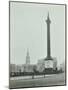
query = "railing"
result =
(10, 69, 64, 77)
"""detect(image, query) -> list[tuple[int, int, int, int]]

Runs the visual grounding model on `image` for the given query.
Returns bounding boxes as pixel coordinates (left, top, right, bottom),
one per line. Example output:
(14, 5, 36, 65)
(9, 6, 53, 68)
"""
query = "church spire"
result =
(27, 48, 29, 56)
(26, 48, 30, 65)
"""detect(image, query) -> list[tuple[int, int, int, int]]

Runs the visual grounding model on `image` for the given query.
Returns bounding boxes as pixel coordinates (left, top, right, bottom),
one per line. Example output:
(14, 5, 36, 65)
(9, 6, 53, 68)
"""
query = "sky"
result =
(10, 2, 65, 66)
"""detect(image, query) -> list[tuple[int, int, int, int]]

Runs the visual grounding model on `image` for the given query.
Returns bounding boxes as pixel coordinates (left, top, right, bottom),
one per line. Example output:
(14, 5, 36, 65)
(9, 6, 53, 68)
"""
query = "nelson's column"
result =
(44, 13, 54, 69)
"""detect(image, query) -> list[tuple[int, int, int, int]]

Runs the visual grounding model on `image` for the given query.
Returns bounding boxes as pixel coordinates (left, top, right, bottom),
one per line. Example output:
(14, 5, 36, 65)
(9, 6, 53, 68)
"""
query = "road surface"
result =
(9, 73, 66, 89)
